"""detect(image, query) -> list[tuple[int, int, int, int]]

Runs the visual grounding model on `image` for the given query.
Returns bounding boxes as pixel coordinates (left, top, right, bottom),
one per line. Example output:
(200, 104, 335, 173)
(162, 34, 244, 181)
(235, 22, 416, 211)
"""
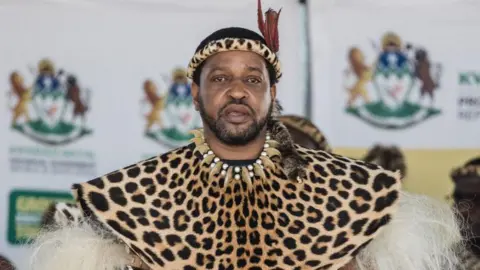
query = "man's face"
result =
(192, 51, 276, 145)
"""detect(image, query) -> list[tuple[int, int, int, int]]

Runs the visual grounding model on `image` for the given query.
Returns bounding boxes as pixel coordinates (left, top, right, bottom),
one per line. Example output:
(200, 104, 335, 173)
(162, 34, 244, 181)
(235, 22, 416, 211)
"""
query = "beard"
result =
(198, 97, 273, 146)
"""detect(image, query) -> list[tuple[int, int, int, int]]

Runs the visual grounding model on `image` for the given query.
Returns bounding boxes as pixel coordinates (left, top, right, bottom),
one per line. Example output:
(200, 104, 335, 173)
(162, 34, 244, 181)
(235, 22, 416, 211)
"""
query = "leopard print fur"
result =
(67, 141, 401, 269)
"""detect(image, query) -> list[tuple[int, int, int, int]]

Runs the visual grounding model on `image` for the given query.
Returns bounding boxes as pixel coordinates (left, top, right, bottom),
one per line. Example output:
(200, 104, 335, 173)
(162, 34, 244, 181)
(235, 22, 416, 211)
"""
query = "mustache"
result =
(218, 99, 255, 116)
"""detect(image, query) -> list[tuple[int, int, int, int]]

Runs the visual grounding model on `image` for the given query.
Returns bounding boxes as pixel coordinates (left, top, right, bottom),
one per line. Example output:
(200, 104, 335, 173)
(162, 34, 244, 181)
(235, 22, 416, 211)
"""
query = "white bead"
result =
(256, 159, 262, 164)
(203, 154, 207, 158)
(264, 144, 269, 148)
(249, 172, 254, 177)
(234, 174, 240, 180)
(222, 164, 229, 169)
(261, 152, 267, 156)
(208, 150, 213, 155)
(234, 167, 240, 173)
(266, 135, 271, 140)
(210, 163, 215, 168)
(221, 170, 226, 175)
(247, 165, 253, 170)
(214, 157, 220, 162)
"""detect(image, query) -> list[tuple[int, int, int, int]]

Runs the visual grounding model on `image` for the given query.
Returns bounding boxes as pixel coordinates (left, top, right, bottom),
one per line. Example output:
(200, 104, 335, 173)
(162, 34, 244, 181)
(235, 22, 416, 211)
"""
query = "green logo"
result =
(141, 68, 201, 148)
(7, 58, 92, 146)
(7, 189, 74, 245)
(343, 32, 442, 129)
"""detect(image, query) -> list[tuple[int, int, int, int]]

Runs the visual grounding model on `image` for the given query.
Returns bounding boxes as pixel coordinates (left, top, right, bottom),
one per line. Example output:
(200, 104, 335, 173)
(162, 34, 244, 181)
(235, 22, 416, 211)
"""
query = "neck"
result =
(204, 128, 267, 160)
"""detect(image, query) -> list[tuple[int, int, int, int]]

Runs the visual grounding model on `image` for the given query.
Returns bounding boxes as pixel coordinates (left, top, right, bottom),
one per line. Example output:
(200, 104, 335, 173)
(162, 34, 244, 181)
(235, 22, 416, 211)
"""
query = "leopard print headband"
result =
(186, 37, 282, 80)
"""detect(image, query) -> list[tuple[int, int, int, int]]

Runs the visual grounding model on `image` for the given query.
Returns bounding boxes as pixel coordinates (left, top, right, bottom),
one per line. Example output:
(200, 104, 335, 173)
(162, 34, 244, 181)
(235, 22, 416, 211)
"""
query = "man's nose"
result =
(227, 79, 247, 100)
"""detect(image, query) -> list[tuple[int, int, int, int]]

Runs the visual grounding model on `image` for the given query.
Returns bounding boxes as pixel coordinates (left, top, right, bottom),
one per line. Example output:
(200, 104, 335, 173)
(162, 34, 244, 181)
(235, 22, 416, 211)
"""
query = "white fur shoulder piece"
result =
(28, 219, 132, 270)
(355, 191, 464, 270)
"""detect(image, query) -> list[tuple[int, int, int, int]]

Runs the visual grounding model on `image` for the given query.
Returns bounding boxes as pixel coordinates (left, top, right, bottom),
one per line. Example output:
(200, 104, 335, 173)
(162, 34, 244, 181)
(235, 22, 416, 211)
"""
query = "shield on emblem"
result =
(164, 83, 198, 134)
(32, 75, 67, 129)
(373, 51, 414, 111)
(373, 72, 414, 111)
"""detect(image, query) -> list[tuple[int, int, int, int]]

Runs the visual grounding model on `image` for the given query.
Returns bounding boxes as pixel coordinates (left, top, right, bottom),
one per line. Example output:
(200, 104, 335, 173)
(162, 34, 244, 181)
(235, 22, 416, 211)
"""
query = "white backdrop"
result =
(310, 0, 480, 149)
(0, 1, 304, 268)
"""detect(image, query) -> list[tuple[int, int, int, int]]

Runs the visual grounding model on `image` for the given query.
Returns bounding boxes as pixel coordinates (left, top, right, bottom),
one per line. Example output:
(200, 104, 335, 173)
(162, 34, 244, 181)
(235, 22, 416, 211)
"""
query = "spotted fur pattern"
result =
(69, 142, 401, 269)
(186, 38, 281, 80)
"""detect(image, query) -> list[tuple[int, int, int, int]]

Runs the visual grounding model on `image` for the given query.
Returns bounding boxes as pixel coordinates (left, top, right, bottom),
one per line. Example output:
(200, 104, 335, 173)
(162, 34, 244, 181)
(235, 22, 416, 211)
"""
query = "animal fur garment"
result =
(28, 219, 132, 270)
(268, 99, 308, 180)
(27, 190, 464, 270)
(355, 191, 464, 270)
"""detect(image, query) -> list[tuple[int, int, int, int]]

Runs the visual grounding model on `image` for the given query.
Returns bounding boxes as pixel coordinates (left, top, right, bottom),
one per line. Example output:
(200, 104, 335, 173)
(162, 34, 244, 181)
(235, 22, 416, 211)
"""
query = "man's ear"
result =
(191, 82, 200, 111)
(270, 84, 277, 100)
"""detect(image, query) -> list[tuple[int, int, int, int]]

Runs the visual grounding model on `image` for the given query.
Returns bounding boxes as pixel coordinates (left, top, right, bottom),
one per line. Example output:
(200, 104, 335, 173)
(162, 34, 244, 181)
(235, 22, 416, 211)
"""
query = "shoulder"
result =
(74, 144, 197, 192)
(298, 146, 402, 215)
(296, 146, 463, 270)
(70, 143, 198, 221)
(294, 145, 403, 257)
(297, 145, 401, 192)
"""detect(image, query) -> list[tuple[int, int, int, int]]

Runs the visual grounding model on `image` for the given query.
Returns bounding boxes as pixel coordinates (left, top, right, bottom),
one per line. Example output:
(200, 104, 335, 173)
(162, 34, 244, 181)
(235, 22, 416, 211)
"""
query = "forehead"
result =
(202, 51, 267, 71)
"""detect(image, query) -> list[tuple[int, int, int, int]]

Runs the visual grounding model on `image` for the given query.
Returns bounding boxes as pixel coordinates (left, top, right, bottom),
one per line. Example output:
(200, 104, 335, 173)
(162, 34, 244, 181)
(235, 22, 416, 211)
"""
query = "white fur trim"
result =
(27, 220, 131, 270)
(355, 191, 464, 270)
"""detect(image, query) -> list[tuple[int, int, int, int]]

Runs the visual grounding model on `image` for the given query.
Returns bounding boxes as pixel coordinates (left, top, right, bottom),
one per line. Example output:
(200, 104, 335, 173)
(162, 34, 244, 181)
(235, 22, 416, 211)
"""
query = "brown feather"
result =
(266, 10, 275, 50)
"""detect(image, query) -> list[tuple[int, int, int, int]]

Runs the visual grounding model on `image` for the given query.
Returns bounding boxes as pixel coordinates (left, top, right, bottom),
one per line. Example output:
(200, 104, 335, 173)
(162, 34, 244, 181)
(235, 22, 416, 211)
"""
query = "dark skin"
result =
(191, 51, 276, 160)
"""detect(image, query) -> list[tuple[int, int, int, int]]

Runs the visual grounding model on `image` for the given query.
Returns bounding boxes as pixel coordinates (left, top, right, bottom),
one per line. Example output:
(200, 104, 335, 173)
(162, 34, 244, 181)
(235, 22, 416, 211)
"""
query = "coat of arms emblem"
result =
(141, 67, 201, 148)
(7, 58, 92, 145)
(343, 32, 442, 129)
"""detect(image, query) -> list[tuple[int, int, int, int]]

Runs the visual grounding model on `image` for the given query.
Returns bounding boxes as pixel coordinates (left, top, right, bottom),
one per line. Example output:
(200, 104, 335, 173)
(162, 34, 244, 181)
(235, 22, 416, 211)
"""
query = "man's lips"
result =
(222, 104, 252, 124)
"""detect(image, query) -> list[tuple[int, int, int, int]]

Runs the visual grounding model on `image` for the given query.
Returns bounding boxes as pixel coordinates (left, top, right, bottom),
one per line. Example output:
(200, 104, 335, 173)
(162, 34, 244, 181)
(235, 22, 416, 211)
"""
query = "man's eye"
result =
(212, 76, 227, 82)
(246, 77, 261, 84)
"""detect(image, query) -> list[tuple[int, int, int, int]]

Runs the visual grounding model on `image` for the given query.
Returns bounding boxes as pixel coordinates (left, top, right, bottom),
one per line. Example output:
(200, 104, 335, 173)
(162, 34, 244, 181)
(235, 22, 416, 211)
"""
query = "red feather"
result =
(257, 0, 281, 53)
(257, 0, 266, 37)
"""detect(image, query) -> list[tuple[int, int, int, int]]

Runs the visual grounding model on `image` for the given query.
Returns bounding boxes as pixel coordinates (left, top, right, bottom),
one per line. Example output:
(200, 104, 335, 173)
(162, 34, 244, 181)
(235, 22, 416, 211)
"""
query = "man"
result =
(451, 156, 480, 269)
(29, 1, 462, 270)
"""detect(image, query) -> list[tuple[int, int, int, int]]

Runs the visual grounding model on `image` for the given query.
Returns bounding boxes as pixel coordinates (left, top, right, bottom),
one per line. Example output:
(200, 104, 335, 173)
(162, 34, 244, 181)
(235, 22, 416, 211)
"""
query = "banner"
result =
(0, 1, 303, 268)
(310, 1, 480, 199)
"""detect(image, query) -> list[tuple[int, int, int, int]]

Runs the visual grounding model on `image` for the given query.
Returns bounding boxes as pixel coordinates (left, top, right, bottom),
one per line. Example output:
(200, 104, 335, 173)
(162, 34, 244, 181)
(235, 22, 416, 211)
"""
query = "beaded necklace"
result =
(190, 129, 281, 185)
